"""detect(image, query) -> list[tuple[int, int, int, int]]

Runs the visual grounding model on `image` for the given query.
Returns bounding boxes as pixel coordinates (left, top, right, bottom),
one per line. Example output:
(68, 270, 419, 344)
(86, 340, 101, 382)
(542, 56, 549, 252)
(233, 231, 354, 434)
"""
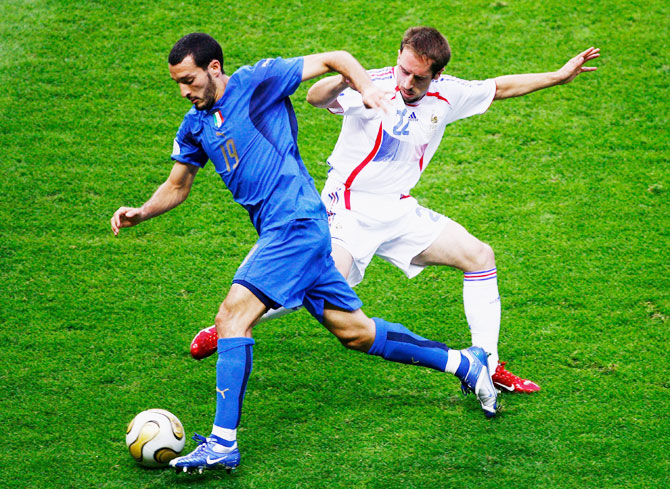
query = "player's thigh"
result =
(217, 283, 269, 338)
(331, 242, 354, 280)
(411, 218, 494, 271)
(321, 305, 375, 351)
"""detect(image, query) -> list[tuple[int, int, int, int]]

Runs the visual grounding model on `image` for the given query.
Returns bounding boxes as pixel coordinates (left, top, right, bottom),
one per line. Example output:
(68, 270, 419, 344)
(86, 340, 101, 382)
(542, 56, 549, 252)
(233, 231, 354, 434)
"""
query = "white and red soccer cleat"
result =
(190, 325, 218, 360)
(491, 361, 540, 393)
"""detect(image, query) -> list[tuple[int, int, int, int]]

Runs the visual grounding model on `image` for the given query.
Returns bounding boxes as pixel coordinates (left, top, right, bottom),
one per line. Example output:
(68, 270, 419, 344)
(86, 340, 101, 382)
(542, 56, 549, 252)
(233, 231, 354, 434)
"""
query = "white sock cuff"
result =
(445, 350, 462, 374)
(211, 425, 237, 442)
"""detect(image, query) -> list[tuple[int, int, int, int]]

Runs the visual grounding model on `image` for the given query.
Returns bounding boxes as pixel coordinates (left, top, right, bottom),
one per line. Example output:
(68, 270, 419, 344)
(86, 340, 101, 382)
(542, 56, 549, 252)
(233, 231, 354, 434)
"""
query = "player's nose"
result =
(179, 84, 190, 98)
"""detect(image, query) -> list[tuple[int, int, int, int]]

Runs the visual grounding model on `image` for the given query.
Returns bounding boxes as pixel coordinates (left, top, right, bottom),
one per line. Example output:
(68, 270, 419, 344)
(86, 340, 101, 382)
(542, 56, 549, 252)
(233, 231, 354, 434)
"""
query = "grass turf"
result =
(1, 0, 668, 487)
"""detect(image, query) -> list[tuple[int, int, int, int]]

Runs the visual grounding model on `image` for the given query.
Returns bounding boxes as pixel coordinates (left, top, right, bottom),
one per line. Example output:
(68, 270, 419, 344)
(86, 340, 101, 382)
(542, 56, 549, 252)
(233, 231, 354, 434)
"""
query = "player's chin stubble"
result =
(198, 73, 218, 111)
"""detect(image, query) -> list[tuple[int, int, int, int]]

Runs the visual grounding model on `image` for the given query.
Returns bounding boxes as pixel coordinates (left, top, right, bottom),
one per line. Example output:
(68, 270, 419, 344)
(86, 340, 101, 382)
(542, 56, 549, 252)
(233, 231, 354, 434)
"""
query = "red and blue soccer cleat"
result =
(491, 361, 540, 393)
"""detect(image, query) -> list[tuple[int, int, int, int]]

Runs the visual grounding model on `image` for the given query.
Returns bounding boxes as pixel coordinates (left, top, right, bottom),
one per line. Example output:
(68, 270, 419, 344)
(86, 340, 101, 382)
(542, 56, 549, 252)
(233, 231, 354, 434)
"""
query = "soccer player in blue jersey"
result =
(192, 28, 599, 393)
(111, 32, 497, 474)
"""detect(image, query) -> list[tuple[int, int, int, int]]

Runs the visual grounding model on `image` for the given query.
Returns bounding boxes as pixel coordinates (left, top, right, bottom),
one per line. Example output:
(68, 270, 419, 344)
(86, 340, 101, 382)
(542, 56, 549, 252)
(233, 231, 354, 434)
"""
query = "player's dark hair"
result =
(168, 32, 224, 72)
(400, 27, 451, 75)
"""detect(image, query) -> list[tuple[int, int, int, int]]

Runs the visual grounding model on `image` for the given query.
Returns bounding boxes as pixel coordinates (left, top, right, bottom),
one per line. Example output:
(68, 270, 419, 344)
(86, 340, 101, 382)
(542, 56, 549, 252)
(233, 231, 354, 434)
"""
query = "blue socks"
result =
(211, 320, 458, 446)
(367, 317, 451, 372)
(211, 337, 254, 447)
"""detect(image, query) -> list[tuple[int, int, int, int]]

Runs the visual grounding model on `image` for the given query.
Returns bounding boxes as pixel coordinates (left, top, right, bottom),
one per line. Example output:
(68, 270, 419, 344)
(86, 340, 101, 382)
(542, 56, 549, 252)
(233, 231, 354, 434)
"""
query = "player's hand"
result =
(110, 206, 144, 236)
(360, 85, 393, 114)
(556, 47, 600, 84)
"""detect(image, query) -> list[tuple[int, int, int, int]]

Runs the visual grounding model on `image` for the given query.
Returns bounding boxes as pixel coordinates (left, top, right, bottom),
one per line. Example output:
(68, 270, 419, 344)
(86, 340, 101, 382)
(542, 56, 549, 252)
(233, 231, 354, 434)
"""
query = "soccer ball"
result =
(126, 409, 185, 467)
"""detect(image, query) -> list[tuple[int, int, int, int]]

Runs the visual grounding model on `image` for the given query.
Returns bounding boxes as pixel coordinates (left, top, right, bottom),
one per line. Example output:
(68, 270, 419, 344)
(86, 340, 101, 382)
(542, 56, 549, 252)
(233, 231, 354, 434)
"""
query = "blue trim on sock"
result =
(387, 332, 450, 352)
(464, 267, 497, 275)
(367, 317, 449, 372)
(235, 344, 253, 427)
(210, 435, 236, 448)
(368, 318, 388, 355)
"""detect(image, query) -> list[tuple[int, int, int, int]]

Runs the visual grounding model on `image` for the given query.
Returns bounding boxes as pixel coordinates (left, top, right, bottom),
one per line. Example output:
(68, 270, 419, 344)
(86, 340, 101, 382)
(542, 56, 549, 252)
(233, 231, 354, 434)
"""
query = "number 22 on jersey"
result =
(393, 109, 410, 136)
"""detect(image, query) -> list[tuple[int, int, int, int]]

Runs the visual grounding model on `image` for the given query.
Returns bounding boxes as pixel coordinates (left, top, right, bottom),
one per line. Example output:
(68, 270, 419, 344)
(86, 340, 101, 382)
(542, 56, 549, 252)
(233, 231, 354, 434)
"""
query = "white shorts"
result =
(321, 178, 449, 287)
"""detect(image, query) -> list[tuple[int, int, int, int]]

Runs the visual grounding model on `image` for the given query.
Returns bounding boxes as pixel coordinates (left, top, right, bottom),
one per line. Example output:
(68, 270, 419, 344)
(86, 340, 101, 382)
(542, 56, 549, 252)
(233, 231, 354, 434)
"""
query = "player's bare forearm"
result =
(493, 47, 599, 100)
(140, 181, 187, 219)
(493, 71, 563, 100)
(140, 162, 197, 218)
(306, 74, 349, 108)
(110, 162, 197, 236)
(302, 51, 366, 86)
(302, 51, 390, 112)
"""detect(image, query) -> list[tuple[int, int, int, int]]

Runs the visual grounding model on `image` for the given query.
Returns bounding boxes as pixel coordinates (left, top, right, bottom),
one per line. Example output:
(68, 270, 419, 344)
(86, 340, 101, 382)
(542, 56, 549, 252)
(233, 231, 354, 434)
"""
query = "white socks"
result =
(463, 268, 501, 373)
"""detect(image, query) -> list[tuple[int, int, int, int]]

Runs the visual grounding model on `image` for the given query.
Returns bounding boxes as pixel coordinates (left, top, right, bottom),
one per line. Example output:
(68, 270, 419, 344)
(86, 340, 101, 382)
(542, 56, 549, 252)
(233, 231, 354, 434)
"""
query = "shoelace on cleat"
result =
(179, 433, 210, 461)
(192, 433, 208, 445)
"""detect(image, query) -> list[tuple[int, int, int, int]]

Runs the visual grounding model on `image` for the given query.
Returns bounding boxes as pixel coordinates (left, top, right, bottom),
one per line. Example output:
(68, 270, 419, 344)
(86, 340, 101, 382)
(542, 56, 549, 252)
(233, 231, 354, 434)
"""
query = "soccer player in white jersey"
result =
(191, 27, 599, 393)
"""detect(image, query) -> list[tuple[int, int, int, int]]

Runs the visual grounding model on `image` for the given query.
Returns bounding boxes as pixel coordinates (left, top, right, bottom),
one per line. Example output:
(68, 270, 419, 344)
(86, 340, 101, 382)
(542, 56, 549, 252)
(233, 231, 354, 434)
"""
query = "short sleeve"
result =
(171, 117, 208, 167)
(251, 57, 304, 101)
(328, 87, 378, 119)
(446, 78, 496, 121)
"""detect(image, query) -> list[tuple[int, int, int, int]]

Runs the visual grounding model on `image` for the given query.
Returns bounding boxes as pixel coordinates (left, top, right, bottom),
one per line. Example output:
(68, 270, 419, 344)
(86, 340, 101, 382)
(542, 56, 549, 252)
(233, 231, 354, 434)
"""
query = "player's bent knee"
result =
(474, 242, 495, 270)
(215, 304, 250, 338)
(337, 332, 373, 352)
(333, 321, 375, 352)
(323, 308, 376, 352)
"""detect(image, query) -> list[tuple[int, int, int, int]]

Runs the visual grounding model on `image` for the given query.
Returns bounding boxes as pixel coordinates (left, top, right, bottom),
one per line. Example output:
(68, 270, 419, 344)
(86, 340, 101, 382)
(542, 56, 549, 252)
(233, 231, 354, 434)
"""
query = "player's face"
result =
(396, 48, 442, 103)
(169, 55, 220, 111)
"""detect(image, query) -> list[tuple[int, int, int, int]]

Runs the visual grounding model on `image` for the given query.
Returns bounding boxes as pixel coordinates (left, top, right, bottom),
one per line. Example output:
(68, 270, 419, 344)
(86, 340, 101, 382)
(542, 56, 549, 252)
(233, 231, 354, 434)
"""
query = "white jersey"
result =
(326, 66, 496, 208)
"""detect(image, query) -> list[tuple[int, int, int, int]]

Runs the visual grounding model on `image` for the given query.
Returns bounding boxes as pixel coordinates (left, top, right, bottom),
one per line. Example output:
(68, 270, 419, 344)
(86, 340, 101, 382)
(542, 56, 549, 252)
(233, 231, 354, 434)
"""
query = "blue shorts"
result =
(233, 218, 362, 323)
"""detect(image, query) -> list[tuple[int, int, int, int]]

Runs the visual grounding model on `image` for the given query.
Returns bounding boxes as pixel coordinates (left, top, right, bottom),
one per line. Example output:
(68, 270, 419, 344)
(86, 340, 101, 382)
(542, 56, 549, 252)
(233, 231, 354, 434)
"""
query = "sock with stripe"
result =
(210, 337, 254, 450)
(463, 268, 501, 373)
(367, 317, 462, 373)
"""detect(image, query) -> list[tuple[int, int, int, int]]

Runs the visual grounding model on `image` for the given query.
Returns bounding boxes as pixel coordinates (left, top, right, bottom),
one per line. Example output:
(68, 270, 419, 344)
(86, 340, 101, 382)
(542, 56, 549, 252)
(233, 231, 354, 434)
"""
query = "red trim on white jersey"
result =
(394, 88, 451, 107)
(425, 91, 451, 104)
(344, 122, 384, 209)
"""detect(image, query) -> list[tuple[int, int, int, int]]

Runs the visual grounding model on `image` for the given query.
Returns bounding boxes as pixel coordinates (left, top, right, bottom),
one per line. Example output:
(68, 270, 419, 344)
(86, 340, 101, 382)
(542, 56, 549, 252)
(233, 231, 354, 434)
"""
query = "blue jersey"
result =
(171, 57, 325, 233)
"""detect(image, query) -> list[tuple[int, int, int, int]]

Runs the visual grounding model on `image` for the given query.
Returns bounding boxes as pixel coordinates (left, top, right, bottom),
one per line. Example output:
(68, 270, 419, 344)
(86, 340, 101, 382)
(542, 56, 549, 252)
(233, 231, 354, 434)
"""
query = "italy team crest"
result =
(213, 110, 224, 128)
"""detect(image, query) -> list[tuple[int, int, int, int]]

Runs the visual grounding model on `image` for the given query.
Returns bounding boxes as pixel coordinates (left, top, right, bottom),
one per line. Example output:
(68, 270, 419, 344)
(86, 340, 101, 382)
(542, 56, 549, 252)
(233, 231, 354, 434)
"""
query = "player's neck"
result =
(215, 74, 230, 103)
(402, 93, 426, 105)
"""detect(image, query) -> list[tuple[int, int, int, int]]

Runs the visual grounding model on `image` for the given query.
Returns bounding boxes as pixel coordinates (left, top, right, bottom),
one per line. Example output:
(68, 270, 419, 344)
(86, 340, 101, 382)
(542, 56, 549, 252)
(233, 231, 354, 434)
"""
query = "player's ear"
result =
(433, 68, 444, 80)
(208, 59, 222, 75)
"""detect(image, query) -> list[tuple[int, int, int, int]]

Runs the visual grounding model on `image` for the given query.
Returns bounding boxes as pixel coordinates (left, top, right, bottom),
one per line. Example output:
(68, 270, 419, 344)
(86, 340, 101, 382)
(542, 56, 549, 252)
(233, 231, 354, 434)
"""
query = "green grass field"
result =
(1, 0, 668, 487)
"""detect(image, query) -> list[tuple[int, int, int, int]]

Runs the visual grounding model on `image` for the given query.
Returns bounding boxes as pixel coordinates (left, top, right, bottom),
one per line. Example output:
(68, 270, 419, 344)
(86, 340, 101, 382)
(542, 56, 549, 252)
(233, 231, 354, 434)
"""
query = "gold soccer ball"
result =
(125, 409, 185, 467)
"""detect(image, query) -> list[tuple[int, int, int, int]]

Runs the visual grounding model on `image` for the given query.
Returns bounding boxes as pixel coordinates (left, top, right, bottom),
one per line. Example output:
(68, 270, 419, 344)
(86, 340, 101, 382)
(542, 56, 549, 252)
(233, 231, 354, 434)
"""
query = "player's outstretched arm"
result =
(493, 47, 600, 100)
(302, 51, 391, 112)
(306, 74, 350, 109)
(110, 161, 198, 236)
